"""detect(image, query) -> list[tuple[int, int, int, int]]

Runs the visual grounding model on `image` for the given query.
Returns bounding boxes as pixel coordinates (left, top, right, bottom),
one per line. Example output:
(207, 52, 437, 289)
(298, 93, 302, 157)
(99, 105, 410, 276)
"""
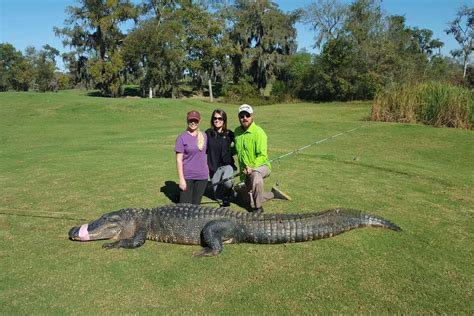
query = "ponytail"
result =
(197, 129, 205, 151)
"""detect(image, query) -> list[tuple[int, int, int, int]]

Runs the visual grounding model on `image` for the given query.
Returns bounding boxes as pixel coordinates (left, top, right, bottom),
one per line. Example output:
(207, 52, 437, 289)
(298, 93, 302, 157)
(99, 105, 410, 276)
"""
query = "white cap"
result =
(238, 104, 253, 115)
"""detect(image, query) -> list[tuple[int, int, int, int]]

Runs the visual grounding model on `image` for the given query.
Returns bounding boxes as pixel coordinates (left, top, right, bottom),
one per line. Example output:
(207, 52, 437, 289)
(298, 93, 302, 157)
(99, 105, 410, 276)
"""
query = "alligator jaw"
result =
(68, 225, 89, 241)
(68, 226, 79, 240)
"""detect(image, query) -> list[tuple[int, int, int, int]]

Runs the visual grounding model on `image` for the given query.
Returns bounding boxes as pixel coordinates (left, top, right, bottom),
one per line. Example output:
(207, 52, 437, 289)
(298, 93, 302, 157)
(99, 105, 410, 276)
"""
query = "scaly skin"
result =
(68, 203, 401, 257)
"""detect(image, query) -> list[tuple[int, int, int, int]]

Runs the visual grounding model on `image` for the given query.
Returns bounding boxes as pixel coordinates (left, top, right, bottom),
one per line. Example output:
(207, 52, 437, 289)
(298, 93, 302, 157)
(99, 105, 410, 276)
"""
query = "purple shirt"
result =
(175, 131, 209, 180)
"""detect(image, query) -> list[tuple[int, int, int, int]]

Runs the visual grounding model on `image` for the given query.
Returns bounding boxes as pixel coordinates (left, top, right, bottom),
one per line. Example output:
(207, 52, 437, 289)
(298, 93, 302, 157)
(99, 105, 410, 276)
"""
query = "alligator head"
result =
(68, 210, 136, 242)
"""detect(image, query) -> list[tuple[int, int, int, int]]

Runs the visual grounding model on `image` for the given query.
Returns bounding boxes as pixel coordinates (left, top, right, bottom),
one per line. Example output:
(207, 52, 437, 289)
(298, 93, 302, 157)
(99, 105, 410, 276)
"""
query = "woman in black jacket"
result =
(205, 109, 236, 207)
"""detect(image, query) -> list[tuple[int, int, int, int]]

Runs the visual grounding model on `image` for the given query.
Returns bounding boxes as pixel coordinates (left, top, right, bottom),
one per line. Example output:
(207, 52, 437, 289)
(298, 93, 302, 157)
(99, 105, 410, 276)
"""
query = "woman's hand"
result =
(179, 179, 187, 191)
(176, 153, 186, 191)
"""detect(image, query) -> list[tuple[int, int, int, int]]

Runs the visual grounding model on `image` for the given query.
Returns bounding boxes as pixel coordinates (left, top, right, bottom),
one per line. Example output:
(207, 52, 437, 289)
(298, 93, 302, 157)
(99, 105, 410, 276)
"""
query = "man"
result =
(234, 104, 291, 212)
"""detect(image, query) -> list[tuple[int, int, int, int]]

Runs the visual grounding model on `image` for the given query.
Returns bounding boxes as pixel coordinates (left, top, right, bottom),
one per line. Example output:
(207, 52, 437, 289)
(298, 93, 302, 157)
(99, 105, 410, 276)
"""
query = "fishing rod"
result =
(0, 208, 88, 221)
(211, 126, 360, 188)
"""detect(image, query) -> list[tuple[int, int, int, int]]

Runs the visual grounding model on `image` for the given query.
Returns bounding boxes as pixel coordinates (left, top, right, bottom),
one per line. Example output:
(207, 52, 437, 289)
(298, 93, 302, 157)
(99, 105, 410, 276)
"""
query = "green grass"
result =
(1, 90, 473, 314)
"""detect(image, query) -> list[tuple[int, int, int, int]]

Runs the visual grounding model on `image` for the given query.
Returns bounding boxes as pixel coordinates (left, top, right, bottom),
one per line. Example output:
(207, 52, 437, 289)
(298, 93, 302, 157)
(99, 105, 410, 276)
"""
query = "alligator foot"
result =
(192, 247, 220, 257)
(102, 241, 121, 249)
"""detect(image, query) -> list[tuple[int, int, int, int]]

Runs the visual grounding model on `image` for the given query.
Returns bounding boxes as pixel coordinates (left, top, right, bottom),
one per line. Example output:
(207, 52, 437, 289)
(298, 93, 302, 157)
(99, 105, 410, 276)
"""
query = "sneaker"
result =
(271, 187, 292, 201)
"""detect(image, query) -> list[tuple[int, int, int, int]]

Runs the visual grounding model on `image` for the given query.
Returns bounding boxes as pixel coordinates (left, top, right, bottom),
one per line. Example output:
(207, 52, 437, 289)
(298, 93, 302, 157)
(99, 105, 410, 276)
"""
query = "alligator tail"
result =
(361, 212, 402, 232)
(241, 208, 401, 244)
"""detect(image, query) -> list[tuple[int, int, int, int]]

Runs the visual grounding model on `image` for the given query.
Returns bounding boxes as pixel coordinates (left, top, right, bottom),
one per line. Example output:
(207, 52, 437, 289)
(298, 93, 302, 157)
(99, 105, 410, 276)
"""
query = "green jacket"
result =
(234, 122, 271, 180)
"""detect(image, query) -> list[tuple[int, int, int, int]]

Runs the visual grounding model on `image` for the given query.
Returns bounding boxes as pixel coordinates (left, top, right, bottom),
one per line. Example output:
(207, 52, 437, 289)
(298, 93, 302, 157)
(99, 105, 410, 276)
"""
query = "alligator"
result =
(68, 203, 401, 257)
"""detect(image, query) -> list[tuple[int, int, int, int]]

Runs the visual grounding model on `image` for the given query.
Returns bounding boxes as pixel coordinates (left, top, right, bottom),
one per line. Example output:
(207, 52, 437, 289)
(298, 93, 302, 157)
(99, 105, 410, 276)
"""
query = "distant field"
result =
(0, 90, 472, 314)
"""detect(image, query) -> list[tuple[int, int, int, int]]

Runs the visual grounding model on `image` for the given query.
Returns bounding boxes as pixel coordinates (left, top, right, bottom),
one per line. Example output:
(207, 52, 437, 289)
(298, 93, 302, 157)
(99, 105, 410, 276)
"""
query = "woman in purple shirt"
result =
(175, 110, 209, 204)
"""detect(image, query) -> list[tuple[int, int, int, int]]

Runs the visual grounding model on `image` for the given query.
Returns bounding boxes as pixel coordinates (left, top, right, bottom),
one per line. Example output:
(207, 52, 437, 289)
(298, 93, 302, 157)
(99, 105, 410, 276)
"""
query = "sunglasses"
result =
(188, 119, 199, 124)
(239, 112, 251, 119)
(213, 117, 224, 121)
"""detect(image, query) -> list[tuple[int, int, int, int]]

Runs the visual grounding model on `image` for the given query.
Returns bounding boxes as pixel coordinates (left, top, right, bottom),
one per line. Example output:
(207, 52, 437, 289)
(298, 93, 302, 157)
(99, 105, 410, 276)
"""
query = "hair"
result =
(197, 129, 205, 151)
(209, 109, 228, 136)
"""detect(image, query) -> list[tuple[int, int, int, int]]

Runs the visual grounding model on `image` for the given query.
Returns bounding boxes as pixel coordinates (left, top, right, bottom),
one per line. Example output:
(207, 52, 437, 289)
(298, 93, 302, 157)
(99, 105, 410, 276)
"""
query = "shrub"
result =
(371, 82, 473, 129)
(56, 73, 72, 90)
(222, 76, 258, 103)
(222, 77, 294, 106)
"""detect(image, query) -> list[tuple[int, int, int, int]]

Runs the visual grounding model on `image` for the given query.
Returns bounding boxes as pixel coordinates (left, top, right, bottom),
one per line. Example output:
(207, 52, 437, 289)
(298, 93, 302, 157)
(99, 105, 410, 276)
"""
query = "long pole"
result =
(210, 127, 360, 188)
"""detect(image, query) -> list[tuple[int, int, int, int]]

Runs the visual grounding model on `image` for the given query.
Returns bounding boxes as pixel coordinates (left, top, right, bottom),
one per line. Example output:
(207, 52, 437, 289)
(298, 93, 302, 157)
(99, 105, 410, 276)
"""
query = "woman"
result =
(175, 110, 209, 204)
(205, 109, 236, 207)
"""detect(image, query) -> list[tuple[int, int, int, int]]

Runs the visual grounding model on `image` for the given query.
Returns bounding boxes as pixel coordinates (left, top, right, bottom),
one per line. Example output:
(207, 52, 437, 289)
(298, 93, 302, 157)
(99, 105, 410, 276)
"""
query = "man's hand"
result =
(244, 166, 253, 175)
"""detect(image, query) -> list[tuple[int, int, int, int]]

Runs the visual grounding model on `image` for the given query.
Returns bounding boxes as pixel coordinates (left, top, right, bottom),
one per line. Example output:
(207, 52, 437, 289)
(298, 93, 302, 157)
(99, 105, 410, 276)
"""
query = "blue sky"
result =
(1, 0, 470, 70)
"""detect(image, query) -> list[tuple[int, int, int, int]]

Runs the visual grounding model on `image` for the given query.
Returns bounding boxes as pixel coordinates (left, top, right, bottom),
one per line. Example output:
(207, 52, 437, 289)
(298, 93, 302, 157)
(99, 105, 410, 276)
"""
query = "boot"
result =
(271, 187, 292, 201)
(221, 197, 230, 207)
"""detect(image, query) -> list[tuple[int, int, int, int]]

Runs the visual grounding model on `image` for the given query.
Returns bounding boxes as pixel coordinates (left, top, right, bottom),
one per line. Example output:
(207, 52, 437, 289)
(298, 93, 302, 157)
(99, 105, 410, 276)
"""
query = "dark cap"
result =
(187, 111, 201, 121)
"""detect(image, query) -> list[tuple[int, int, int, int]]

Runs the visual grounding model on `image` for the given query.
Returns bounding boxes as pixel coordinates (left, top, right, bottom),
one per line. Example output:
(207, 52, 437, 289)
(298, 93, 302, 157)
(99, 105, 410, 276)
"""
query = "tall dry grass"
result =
(371, 82, 473, 129)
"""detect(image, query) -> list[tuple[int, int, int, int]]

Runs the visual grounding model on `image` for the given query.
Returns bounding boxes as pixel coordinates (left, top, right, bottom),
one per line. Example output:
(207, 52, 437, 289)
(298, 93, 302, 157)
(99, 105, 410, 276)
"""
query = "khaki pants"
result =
(239, 165, 274, 209)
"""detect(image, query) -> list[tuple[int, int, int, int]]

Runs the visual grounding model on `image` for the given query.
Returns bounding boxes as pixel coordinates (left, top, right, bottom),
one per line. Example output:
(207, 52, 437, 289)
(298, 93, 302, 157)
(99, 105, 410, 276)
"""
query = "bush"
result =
(266, 80, 295, 103)
(371, 82, 473, 129)
(56, 73, 72, 90)
(222, 76, 258, 103)
(222, 77, 295, 105)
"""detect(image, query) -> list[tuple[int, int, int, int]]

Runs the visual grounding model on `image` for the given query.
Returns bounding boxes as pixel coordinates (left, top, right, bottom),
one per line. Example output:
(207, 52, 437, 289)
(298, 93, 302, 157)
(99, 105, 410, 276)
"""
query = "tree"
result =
(298, 1, 440, 101)
(301, 36, 377, 101)
(180, 2, 228, 101)
(37, 45, 60, 92)
(0, 43, 23, 91)
(10, 59, 34, 91)
(279, 49, 313, 98)
(376, 16, 441, 85)
(227, 0, 298, 92)
(62, 52, 91, 88)
(411, 27, 444, 57)
(345, 0, 384, 46)
(55, 0, 138, 96)
(123, 15, 185, 98)
(138, 0, 179, 21)
(22, 45, 60, 92)
(303, 0, 348, 49)
(341, 0, 384, 97)
(445, 5, 474, 78)
(0, 43, 36, 91)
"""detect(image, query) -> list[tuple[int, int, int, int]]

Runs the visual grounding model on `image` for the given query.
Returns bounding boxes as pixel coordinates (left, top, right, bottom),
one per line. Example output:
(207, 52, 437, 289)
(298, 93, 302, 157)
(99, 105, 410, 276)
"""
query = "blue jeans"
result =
(210, 165, 234, 202)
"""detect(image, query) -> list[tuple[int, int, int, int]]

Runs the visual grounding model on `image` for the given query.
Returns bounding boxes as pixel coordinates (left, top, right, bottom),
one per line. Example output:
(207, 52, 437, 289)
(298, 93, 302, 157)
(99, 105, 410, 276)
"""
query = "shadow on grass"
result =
(317, 155, 453, 187)
(85, 86, 142, 98)
(160, 180, 251, 210)
(204, 182, 253, 211)
(203, 181, 215, 202)
(229, 195, 252, 211)
(160, 181, 180, 203)
(160, 180, 223, 205)
(86, 91, 103, 97)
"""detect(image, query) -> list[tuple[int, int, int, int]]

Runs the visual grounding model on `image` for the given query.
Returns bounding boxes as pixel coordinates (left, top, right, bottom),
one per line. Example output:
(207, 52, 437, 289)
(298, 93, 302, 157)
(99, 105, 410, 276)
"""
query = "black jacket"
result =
(205, 128, 236, 174)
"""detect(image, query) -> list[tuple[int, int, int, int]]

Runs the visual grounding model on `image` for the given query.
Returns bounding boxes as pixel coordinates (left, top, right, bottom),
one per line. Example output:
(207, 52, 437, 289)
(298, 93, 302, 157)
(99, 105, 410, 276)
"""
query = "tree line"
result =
(1, 0, 472, 102)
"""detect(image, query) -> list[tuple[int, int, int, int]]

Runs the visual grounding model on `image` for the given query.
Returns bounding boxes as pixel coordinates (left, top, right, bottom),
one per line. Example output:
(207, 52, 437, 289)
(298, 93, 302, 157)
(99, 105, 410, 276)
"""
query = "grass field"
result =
(1, 90, 473, 314)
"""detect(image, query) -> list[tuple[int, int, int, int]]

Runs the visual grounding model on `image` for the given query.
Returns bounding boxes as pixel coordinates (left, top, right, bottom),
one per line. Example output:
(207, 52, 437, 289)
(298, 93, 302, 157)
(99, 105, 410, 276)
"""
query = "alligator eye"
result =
(105, 215, 122, 222)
